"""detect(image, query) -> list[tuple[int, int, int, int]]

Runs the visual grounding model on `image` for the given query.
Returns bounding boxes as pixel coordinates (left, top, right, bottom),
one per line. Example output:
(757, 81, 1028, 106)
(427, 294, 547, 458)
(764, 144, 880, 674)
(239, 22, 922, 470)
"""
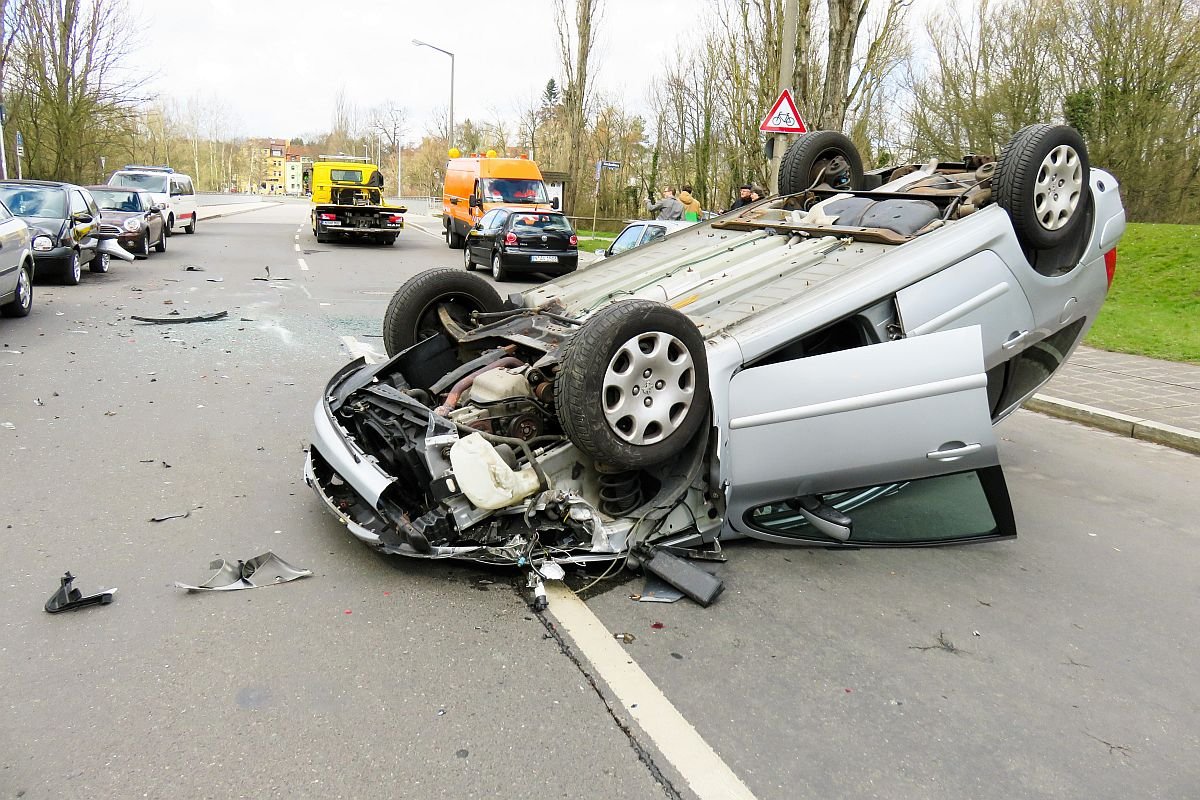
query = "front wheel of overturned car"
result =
(556, 299, 710, 469)
(382, 268, 506, 357)
(778, 130, 865, 195)
(995, 124, 1090, 251)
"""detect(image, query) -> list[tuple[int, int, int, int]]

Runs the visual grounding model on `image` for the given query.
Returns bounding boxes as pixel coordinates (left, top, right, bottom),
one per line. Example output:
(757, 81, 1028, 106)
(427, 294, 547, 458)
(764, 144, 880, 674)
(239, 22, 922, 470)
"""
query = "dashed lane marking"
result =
(340, 336, 382, 364)
(298, 258, 309, 271)
(546, 584, 759, 800)
(294, 244, 301, 252)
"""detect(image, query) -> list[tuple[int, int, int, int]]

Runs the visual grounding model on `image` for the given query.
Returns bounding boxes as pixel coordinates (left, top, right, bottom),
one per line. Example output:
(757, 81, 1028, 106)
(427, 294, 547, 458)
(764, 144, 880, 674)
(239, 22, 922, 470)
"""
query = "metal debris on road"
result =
(636, 575, 685, 604)
(130, 311, 229, 324)
(44, 572, 116, 613)
(613, 632, 636, 643)
(150, 511, 190, 522)
(174, 551, 313, 593)
(184, 265, 205, 272)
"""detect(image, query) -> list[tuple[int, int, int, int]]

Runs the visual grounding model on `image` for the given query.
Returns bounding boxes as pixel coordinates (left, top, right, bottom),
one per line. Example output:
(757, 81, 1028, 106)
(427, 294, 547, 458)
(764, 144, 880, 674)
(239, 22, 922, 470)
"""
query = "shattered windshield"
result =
(0, 186, 66, 218)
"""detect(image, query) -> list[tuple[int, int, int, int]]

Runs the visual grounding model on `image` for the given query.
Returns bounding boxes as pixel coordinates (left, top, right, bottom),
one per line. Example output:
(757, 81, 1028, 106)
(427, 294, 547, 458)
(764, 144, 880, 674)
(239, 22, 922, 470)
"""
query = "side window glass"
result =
(610, 225, 644, 255)
(183, 178, 194, 196)
(492, 211, 509, 230)
(84, 190, 100, 216)
(69, 191, 88, 215)
(478, 210, 497, 228)
(0, 202, 11, 221)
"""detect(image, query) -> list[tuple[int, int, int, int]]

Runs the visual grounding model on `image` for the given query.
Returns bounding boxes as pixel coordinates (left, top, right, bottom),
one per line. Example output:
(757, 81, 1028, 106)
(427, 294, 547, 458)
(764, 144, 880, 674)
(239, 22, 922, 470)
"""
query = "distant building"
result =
(263, 139, 286, 194)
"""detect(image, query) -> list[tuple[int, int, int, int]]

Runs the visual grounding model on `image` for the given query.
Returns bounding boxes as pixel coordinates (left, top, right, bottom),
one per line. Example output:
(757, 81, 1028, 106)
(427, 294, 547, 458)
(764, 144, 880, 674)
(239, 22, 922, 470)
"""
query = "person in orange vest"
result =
(679, 185, 703, 222)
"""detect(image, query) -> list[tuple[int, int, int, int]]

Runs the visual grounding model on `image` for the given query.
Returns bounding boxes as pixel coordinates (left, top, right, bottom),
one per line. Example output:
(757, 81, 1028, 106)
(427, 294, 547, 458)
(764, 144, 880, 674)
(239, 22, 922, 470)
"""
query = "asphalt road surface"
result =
(2, 199, 1197, 799)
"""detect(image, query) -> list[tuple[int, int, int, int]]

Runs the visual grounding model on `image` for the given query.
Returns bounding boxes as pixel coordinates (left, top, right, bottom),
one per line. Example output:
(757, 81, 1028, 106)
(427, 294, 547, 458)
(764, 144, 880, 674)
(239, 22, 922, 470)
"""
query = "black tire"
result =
(184, 213, 196, 234)
(382, 268, 505, 357)
(0, 264, 32, 317)
(315, 227, 329, 244)
(138, 231, 151, 258)
(154, 229, 167, 253)
(61, 251, 81, 285)
(555, 300, 710, 469)
(164, 214, 174, 236)
(463, 245, 475, 271)
(994, 124, 1090, 251)
(779, 130, 864, 195)
(89, 252, 110, 273)
(383, 235, 397, 246)
(446, 223, 465, 249)
(491, 252, 509, 282)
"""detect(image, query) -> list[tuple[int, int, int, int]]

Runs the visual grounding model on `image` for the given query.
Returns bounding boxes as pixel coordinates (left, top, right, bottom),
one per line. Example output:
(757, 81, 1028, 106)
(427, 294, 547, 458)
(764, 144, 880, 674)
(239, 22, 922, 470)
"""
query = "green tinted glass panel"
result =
(748, 471, 998, 544)
(330, 169, 363, 183)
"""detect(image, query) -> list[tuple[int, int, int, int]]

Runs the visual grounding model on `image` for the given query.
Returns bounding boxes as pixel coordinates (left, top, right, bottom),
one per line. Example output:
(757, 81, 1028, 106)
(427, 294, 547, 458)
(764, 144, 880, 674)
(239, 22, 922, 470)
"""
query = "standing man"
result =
(678, 185, 703, 221)
(730, 184, 754, 209)
(646, 186, 684, 221)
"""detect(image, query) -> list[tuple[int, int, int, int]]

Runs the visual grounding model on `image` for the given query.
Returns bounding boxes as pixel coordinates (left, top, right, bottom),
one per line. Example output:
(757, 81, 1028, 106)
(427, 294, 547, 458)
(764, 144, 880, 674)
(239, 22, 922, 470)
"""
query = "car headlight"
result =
(32, 235, 54, 251)
(123, 217, 142, 232)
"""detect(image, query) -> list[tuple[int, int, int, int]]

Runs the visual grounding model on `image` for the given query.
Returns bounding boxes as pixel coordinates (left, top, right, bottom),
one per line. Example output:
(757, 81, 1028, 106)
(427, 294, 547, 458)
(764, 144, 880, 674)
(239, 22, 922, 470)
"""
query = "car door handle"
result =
(1002, 330, 1030, 350)
(927, 443, 982, 461)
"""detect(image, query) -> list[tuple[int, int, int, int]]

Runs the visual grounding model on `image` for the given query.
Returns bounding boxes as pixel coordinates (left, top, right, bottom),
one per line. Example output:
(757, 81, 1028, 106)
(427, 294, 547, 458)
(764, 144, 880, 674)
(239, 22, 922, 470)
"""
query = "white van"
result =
(107, 166, 198, 235)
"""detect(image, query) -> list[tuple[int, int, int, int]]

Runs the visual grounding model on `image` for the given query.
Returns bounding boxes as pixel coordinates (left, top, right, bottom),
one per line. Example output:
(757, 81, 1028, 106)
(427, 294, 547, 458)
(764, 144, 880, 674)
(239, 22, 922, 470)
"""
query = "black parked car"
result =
(87, 186, 167, 258)
(463, 209, 578, 281)
(0, 180, 105, 284)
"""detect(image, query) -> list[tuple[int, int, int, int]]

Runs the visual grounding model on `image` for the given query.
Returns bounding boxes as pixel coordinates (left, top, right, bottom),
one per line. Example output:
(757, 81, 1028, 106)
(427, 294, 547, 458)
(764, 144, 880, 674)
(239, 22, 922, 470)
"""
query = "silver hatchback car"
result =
(305, 125, 1124, 602)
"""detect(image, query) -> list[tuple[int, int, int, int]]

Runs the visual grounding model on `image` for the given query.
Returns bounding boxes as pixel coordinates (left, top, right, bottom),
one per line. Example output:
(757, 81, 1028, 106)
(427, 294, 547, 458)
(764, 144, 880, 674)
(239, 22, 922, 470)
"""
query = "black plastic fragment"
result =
(643, 550, 724, 607)
(130, 310, 228, 324)
(44, 572, 116, 613)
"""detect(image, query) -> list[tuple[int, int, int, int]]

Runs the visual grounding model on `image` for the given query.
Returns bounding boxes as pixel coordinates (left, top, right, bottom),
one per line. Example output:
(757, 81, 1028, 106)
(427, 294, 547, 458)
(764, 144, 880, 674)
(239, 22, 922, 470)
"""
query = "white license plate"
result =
(530, 255, 559, 263)
(324, 220, 342, 226)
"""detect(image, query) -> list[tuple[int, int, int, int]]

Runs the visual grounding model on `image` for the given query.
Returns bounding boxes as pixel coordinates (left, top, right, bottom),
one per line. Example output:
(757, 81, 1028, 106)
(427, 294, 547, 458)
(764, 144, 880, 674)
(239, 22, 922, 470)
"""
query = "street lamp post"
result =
(411, 39, 455, 152)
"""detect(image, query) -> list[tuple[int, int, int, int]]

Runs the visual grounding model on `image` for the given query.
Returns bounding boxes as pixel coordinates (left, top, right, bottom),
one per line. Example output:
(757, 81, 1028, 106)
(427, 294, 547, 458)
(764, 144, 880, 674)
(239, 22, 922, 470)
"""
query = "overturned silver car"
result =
(305, 125, 1125, 599)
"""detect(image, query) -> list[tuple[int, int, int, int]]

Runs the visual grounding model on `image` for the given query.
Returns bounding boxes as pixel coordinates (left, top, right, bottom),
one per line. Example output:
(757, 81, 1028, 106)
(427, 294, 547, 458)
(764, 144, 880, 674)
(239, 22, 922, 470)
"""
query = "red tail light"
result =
(569, 235, 578, 246)
(1104, 248, 1117, 288)
(388, 214, 404, 223)
(318, 213, 337, 220)
(504, 232, 517, 246)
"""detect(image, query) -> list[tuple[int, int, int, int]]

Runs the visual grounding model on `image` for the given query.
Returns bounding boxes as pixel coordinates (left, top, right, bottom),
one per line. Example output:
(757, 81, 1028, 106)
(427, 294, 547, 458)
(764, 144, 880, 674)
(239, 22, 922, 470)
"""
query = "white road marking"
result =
(546, 584, 758, 800)
(406, 220, 446, 242)
(340, 336, 382, 364)
(298, 258, 309, 271)
(294, 244, 301, 252)
(299, 283, 313, 299)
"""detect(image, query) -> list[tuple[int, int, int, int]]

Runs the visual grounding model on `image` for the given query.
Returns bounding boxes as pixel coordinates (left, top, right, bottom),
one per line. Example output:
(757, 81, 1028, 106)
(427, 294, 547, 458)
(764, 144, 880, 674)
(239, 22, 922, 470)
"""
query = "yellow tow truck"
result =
(310, 155, 406, 245)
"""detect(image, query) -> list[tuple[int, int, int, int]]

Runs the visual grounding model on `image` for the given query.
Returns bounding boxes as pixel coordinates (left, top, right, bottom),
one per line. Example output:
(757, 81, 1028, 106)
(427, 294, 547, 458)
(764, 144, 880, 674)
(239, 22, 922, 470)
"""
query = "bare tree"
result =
(554, 0, 602, 212)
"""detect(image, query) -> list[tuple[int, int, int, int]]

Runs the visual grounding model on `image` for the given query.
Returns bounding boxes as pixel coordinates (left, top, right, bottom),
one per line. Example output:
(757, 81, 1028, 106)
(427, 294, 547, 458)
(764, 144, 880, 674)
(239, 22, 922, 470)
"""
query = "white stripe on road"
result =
(298, 258, 309, 271)
(299, 283, 313, 299)
(406, 219, 446, 241)
(294, 243, 301, 252)
(546, 584, 759, 800)
(340, 336, 381, 364)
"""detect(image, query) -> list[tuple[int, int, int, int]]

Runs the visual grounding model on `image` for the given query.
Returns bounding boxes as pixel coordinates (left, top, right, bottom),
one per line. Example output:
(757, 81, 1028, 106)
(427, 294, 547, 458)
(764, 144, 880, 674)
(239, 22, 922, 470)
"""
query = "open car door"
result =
(723, 326, 1016, 546)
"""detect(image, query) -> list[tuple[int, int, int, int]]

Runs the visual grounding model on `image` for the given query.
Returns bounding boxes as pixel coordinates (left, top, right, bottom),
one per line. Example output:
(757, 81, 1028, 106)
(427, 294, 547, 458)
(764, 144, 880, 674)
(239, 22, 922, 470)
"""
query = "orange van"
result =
(442, 156, 557, 249)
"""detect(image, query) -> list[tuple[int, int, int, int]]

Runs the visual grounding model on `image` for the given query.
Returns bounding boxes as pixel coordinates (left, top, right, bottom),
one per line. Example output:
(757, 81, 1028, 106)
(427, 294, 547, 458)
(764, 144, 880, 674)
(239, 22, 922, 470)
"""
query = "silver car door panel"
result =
(896, 250, 1035, 370)
(724, 326, 998, 526)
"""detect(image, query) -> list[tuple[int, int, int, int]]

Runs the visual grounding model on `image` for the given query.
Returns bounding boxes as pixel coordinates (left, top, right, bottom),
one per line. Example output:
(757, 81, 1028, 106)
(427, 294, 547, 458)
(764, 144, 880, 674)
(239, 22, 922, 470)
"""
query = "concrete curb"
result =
(1027, 394, 1200, 456)
(196, 202, 281, 221)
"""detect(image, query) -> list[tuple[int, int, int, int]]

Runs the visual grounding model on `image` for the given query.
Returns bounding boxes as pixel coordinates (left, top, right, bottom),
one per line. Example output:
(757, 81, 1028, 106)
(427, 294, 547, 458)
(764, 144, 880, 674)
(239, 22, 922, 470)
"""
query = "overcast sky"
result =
(124, 0, 708, 141)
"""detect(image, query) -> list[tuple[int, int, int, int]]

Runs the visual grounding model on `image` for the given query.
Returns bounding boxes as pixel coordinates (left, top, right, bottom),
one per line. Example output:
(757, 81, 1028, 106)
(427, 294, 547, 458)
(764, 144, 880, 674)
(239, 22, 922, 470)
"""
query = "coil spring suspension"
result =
(598, 471, 643, 516)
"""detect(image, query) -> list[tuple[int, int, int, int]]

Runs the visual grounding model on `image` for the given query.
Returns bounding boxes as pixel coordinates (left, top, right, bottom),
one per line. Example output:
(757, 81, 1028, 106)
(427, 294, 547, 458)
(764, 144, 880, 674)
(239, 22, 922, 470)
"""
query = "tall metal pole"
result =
(769, 0, 800, 195)
(412, 40, 455, 152)
(0, 105, 8, 180)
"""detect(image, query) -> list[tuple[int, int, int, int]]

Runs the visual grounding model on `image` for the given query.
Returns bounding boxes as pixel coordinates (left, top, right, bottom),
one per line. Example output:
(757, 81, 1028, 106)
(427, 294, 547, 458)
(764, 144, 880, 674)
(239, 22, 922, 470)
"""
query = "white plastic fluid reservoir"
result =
(470, 368, 531, 403)
(449, 432, 541, 510)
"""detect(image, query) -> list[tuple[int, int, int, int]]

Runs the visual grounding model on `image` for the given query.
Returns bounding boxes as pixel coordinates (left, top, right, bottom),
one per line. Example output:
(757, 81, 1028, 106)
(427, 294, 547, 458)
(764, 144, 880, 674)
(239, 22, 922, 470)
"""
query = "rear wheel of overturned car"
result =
(382, 268, 506, 357)
(556, 299, 710, 469)
(779, 130, 865, 195)
(994, 124, 1090, 251)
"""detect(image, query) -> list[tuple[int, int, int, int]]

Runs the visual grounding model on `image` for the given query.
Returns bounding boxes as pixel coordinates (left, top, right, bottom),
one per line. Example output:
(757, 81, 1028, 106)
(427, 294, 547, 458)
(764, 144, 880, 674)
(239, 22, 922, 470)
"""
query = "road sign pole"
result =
(769, 0, 800, 195)
(0, 103, 8, 181)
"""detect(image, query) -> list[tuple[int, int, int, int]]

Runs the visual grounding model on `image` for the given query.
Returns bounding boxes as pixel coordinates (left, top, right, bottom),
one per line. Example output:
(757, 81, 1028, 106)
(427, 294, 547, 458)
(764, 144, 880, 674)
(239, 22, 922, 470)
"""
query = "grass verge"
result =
(1085, 222, 1200, 364)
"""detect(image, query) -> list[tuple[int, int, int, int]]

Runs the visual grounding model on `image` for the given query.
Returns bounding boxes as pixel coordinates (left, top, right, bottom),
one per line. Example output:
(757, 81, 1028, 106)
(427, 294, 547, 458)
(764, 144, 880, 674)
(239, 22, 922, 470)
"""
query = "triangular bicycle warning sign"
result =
(759, 89, 807, 134)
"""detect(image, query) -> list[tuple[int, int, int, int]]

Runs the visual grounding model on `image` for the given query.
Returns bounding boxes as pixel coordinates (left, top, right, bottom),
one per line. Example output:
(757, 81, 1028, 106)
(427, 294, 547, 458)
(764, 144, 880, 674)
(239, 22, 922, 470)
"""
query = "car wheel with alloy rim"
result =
(463, 246, 475, 270)
(61, 251, 81, 285)
(138, 231, 151, 258)
(89, 252, 110, 273)
(491, 253, 508, 282)
(0, 264, 32, 317)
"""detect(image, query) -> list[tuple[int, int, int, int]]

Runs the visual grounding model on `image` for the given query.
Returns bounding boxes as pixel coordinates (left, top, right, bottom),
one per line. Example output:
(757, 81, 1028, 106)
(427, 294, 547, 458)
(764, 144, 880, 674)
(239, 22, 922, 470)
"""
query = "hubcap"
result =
(464, 248, 471, 267)
(492, 257, 501, 279)
(17, 270, 29, 308)
(602, 331, 696, 445)
(71, 255, 80, 280)
(1033, 145, 1083, 231)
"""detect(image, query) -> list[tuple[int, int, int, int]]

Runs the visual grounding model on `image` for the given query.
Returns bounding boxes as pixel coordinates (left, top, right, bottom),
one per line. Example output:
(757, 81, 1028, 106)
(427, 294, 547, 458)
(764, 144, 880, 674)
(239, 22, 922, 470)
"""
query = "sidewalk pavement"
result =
(196, 201, 280, 221)
(1029, 345, 1200, 455)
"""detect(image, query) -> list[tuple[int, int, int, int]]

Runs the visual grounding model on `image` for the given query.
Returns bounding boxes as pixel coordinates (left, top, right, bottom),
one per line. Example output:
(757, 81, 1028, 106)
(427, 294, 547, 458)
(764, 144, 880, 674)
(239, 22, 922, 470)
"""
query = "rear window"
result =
(330, 169, 363, 183)
(109, 173, 169, 193)
(509, 213, 573, 235)
(0, 186, 66, 218)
